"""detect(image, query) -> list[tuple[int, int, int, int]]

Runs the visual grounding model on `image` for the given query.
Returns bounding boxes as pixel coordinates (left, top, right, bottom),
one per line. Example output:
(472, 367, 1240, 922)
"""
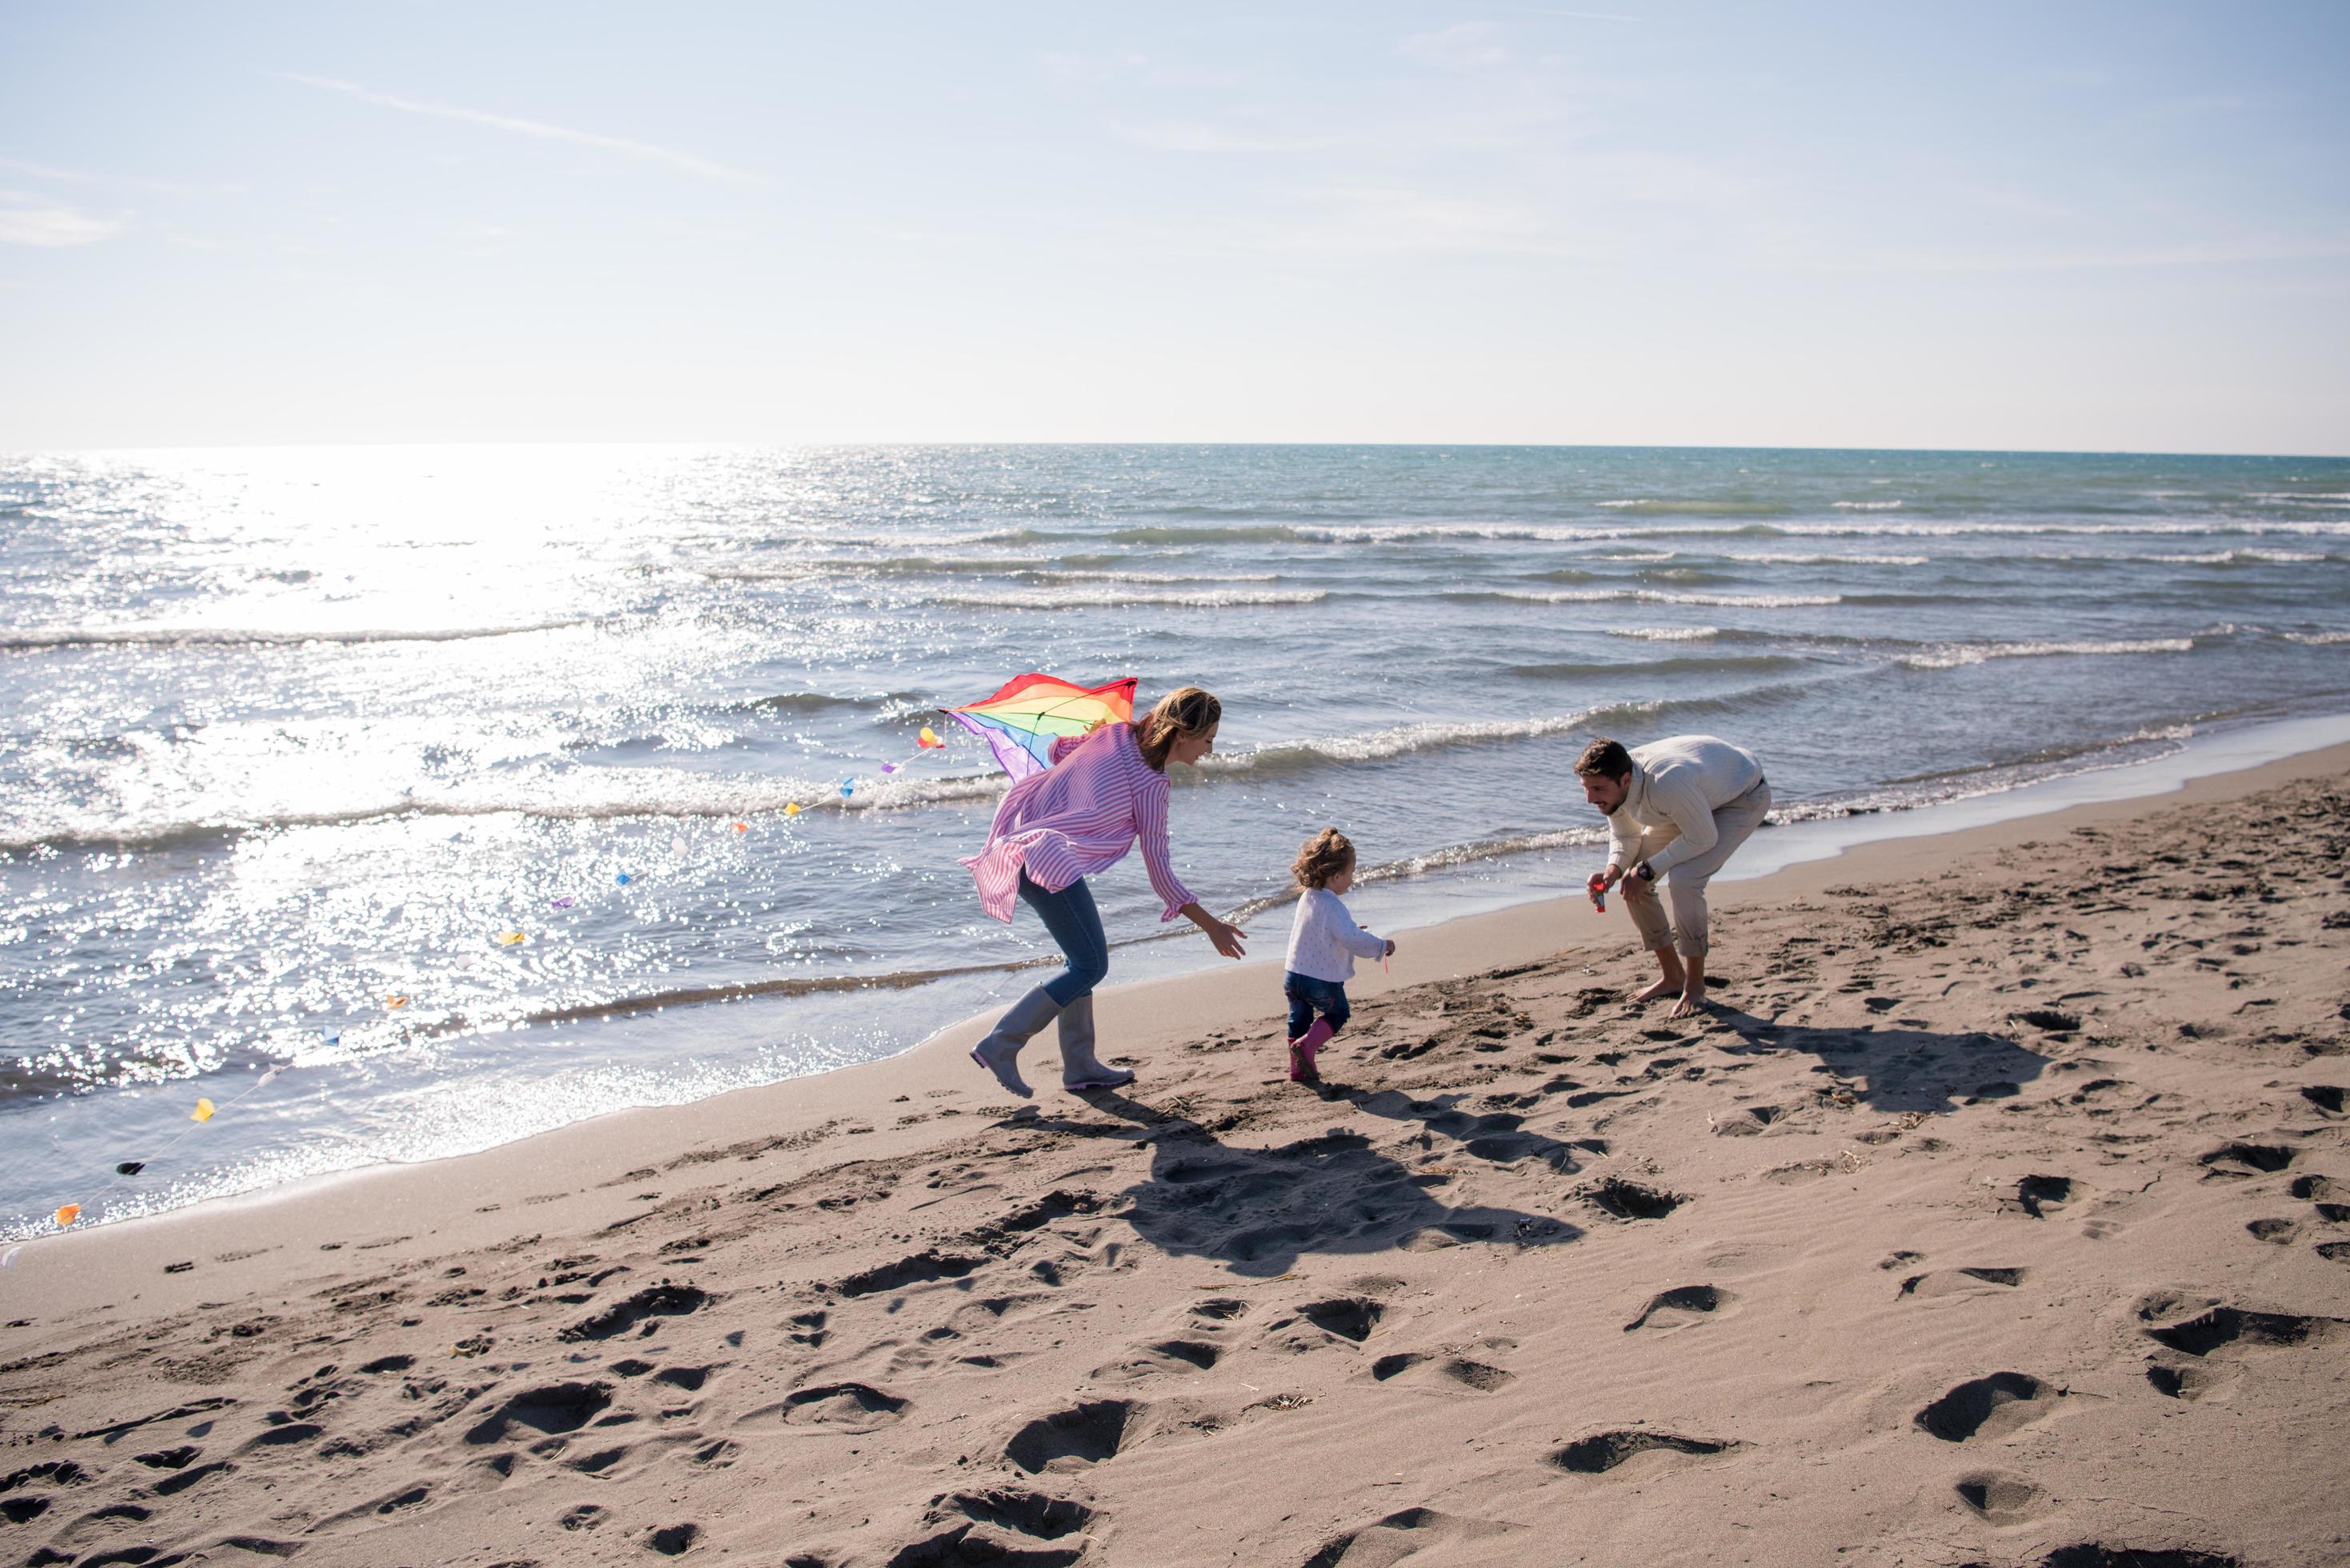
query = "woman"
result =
(962, 686, 1247, 1097)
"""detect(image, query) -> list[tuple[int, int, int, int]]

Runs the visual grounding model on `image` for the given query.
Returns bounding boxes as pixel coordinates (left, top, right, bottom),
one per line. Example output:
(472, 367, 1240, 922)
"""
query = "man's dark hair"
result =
(1574, 738, 1633, 781)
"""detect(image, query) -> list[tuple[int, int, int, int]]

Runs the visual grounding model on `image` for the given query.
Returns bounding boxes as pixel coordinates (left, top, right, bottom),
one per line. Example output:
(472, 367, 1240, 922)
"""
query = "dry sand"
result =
(3, 747, 2347, 1568)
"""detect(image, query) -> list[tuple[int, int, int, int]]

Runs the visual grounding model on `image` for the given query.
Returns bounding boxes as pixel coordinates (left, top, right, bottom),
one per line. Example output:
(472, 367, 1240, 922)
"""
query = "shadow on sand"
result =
(1708, 1008, 2053, 1114)
(1014, 1086, 1587, 1278)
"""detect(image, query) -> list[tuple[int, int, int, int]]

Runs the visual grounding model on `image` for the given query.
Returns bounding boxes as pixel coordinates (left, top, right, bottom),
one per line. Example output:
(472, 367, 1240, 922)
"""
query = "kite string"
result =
(62, 1061, 287, 1225)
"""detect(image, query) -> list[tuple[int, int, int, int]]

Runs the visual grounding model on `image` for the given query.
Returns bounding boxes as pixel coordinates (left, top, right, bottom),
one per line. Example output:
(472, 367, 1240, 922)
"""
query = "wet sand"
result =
(2, 745, 2346, 1566)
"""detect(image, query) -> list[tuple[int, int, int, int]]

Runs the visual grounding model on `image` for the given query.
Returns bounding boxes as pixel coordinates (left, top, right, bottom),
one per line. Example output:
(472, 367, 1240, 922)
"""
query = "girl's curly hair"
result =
(1291, 827, 1356, 890)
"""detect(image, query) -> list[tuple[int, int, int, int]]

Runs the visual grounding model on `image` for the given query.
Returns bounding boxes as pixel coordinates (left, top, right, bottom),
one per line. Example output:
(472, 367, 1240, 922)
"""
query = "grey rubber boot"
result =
(970, 986, 1060, 1098)
(1057, 993, 1135, 1091)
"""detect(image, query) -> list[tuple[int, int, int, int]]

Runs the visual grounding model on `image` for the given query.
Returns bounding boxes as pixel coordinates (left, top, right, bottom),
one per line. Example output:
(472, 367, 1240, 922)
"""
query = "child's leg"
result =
(1291, 982, 1348, 1080)
(1284, 976, 1316, 1043)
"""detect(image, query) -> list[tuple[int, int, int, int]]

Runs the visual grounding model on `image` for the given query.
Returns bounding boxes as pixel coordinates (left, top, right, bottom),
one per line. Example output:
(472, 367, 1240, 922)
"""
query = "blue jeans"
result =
(1284, 971, 1351, 1039)
(1019, 873, 1110, 1007)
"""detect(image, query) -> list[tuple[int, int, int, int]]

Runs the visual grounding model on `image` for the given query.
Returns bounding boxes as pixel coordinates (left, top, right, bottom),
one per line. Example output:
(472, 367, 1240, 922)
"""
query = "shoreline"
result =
(1, 734, 2344, 1563)
(7, 705, 2336, 1247)
(8, 725, 2344, 1298)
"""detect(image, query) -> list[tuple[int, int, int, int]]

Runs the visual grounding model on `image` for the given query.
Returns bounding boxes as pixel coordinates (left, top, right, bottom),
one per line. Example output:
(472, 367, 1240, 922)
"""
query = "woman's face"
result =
(1170, 722, 1218, 767)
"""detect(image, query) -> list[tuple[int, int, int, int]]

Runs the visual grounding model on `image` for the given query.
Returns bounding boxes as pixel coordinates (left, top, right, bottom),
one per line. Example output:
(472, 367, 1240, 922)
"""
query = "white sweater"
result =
(1603, 734, 1765, 878)
(1284, 886, 1389, 983)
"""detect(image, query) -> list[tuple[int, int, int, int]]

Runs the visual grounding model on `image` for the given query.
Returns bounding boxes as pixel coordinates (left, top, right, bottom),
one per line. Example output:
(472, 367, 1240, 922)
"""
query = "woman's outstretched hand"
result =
(1181, 902, 1247, 960)
(1207, 919, 1247, 959)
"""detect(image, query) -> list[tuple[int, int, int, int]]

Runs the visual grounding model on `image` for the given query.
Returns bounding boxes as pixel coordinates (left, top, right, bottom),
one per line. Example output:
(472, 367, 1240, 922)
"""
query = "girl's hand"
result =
(1208, 919, 1247, 960)
(1383, 938, 1397, 958)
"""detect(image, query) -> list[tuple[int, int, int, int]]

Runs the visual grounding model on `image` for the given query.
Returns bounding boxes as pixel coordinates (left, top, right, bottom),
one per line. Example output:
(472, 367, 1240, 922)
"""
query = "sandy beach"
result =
(3, 743, 2346, 1567)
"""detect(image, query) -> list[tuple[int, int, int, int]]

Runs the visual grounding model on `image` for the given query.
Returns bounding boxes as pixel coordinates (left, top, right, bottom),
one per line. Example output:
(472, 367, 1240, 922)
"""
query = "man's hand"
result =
(1598, 864, 1627, 892)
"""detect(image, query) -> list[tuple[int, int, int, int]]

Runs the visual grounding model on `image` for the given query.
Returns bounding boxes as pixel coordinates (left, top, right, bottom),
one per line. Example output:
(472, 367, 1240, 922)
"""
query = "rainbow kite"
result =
(945, 674, 1137, 783)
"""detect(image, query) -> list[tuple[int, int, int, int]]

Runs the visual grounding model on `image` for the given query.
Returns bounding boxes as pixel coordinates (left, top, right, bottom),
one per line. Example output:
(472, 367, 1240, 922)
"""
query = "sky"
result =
(2, 2, 2345, 454)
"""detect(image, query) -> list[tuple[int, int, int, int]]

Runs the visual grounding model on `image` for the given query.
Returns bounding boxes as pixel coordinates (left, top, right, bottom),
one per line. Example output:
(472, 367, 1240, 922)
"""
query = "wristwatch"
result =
(1635, 862, 1656, 883)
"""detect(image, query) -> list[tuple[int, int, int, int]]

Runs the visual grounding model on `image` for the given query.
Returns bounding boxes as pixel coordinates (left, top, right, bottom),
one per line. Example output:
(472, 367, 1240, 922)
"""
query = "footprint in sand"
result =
(1367, 1351, 1515, 1393)
(1004, 1399, 1146, 1474)
(557, 1282, 711, 1342)
(1548, 1430, 1748, 1476)
(1623, 1284, 1739, 1332)
(1954, 1470, 2051, 1526)
(1582, 1178, 1687, 1222)
(1090, 1338, 1224, 1382)
(2141, 1304, 2345, 1358)
(1267, 1295, 1389, 1352)
(895, 1487, 1099, 1564)
(464, 1381, 613, 1444)
(2145, 1359, 2241, 1402)
(1913, 1373, 2064, 1442)
(2198, 1142, 2299, 1179)
(2037, 1545, 2244, 1567)
(775, 1382, 909, 1433)
(834, 1250, 985, 1298)
(647, 1522, 701, 1556)
(1898, 1268, 2028, 1300)
(1300, 1506, 1531, 1566)
(1711, 1105, 1786, 1137)
(2004, 1174, 2093, 1219)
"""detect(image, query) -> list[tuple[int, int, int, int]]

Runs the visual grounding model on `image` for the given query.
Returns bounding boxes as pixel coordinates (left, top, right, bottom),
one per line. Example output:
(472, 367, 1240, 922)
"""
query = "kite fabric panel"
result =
(944, 674, 1138, 782)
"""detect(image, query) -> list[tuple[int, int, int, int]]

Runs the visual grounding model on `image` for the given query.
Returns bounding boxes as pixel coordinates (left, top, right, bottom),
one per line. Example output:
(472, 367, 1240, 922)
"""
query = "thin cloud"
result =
(0, 191, 126, 246)
(1800, 234, 2350, 274)
(272, 72, 765, 184)
(0, 155, 241, 197)
(1495, 6, 1643, 19)
(1400, 22, 1511, 70)
(1113, 121, 1342, 154)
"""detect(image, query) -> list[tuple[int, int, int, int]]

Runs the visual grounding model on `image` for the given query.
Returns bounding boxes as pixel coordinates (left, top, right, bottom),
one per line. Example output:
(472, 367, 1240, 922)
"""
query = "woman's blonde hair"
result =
(1291, 827, 1355, 890)
(1131, 686, 1220, 773)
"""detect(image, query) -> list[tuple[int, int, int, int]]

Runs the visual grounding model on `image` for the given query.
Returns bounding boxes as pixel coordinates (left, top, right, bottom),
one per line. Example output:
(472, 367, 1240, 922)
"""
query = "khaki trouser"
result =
(1620, 778, 1771, 960)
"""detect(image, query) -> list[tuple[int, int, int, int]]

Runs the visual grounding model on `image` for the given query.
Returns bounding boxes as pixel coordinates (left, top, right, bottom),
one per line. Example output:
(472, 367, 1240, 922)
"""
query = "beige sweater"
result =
(1603, 734, 1764, 878)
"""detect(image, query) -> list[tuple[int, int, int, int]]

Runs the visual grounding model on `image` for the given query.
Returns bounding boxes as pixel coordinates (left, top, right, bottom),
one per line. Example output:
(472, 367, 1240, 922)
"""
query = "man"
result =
(1577, 734, 1772, 1018)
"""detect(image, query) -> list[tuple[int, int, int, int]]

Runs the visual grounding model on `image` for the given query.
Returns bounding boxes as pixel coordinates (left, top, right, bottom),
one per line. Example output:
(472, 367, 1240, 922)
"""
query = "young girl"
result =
(1282, 829, 1395, 1083)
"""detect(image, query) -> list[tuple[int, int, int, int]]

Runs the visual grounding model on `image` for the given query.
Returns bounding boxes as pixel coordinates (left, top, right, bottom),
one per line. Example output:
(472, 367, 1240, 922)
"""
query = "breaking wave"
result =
(1611, 626, 1722, 642)
(923, 586, 1326, 610)
(1896, 637, 2196, 670)
(1479, 589, 1844, 608)
(1, 618, 602, 652)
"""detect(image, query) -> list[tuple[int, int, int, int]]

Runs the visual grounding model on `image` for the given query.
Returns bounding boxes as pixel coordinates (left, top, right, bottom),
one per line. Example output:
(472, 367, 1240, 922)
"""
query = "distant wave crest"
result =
(1483, 589, 1842, 608)
(1, 618, 600, 652)
(1896, 637, 2195, 670)
(925, 586, 1325, 610)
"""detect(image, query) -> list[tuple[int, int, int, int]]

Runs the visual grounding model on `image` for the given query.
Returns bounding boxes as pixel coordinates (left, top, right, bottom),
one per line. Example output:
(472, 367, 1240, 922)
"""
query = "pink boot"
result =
(1289, 1018, 1336, 1082)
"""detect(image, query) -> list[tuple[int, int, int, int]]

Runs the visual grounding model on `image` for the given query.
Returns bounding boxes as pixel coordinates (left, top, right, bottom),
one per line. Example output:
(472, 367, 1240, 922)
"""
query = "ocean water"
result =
(4, 443, 2347, 1238)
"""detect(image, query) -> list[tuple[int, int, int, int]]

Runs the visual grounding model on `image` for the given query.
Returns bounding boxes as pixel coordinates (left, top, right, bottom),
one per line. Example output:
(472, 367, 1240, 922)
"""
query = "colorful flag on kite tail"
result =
(944, 674, 1137, 782)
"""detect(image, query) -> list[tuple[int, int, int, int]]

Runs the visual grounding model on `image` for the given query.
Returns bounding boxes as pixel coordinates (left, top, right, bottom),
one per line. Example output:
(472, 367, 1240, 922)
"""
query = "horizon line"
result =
(8, 438, 2348, 462)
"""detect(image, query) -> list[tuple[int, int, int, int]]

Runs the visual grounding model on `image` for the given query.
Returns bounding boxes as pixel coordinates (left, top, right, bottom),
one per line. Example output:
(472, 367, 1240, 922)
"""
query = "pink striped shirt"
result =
(961, 722, 1196, 925)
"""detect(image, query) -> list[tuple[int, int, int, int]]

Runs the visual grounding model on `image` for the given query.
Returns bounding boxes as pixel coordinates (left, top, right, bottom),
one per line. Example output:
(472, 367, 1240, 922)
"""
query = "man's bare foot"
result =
(1668, 985, 1708, 1018)
(1634, 976, 1681, 1003)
